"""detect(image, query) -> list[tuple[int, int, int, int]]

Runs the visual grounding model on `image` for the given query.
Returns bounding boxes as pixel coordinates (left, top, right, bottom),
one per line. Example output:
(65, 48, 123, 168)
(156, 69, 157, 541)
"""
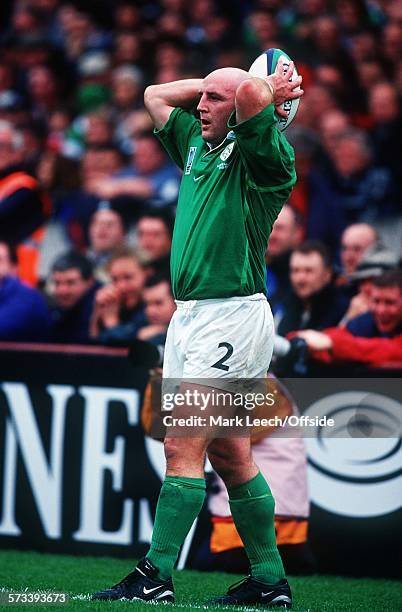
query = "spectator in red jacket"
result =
(294, 270, 402, 367)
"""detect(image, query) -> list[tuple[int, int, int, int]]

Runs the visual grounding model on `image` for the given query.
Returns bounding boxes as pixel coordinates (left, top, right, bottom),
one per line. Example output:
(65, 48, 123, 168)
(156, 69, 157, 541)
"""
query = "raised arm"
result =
(144, 79, 203, 130)
(235, 58, 303, 124)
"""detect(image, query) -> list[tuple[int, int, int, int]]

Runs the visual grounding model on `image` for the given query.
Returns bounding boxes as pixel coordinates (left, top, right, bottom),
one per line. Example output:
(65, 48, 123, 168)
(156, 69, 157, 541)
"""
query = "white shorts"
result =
(163, 293, 274, 380)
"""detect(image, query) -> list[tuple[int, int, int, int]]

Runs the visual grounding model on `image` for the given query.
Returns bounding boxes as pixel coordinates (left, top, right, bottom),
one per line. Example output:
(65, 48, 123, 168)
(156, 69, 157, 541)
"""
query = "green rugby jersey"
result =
(155, 103, 296, 300)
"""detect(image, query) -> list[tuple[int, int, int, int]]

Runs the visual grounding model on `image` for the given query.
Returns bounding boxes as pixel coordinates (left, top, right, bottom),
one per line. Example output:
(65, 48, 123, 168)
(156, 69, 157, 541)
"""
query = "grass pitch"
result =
(0, 550, 401, 611)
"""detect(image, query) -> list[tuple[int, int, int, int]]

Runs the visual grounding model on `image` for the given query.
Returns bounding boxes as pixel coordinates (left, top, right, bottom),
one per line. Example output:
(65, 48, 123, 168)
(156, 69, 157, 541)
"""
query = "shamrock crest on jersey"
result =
(220, 142, 235, 161)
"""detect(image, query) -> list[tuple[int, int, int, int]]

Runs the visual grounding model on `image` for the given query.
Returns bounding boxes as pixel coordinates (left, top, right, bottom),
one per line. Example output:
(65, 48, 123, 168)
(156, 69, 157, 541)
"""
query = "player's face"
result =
(197, 76, 237, 145)
(290, 251, 332, 300)
(370, 286, 402, 334)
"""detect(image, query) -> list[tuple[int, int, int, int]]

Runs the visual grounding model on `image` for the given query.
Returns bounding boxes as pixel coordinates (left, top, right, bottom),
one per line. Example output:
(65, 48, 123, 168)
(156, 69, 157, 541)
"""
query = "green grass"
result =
(0, 550, 401, 611)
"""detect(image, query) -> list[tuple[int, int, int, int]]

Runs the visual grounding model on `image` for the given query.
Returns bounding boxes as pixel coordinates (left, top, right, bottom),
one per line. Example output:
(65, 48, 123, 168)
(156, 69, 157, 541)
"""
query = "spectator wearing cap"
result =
(277, 241, 349, 336)
(0, 241, 51, 342)
(48, 251, 99, 344)
(294, 270, 402, 368)
(90, 247, 147, 345)
(340, 245, 399, 325)
(87, 205, 127, 276)
(136, 210, 173, 280)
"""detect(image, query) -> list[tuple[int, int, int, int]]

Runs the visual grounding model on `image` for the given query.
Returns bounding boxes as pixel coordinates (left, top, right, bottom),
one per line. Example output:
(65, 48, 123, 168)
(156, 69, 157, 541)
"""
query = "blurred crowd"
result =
(0, 0, 401, 373)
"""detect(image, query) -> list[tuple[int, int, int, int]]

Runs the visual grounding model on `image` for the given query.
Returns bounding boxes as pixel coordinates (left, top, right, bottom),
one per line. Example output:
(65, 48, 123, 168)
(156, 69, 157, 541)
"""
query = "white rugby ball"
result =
(249, 48, 300, 131)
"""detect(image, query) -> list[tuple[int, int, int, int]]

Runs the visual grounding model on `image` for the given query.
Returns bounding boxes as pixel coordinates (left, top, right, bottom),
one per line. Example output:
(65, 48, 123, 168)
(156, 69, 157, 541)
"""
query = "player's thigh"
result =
(163, 311, 185, 378)
(183, 298, 274, 379)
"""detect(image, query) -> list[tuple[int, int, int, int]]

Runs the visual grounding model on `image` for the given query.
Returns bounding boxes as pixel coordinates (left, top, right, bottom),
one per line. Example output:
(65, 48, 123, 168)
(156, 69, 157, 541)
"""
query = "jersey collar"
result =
(204, 131, 236, 155)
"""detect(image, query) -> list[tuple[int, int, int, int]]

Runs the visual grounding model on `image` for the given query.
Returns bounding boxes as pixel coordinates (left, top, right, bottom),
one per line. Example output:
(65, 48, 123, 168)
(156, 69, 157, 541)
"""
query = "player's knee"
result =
(164, 437, 206, 470)
(208, 449, 241, 480)
(164, 437, 183, 465)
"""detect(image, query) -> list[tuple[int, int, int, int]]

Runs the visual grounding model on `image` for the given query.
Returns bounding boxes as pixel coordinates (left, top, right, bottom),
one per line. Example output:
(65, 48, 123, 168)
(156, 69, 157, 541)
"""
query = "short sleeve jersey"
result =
(155, 103, 296, 300)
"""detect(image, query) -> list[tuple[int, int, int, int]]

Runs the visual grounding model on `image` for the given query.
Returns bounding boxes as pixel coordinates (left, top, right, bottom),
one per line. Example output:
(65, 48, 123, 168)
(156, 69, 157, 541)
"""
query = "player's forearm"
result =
(144, 79, 202, 129)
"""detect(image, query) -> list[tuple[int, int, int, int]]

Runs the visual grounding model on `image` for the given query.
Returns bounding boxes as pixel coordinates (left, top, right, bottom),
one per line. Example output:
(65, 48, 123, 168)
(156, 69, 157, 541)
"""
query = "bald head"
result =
(341, 223, 378, 274)
(204, 67, 250, 91)
(197, 67, 250, 145)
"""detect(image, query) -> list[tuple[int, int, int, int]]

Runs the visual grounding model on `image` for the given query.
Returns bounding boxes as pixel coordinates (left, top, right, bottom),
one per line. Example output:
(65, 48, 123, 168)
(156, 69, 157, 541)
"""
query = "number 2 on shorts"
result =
(211, 342, 233, 371)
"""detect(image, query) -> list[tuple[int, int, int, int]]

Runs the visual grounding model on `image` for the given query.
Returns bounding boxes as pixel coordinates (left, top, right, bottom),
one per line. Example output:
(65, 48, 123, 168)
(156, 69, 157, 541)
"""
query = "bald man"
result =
(341, 223, 378, 275)
(93, 64, 303, 606)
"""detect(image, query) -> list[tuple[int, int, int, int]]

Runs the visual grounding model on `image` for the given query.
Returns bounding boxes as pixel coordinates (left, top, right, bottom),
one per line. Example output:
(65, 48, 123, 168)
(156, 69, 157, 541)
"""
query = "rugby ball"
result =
(249, 48, 300, 131)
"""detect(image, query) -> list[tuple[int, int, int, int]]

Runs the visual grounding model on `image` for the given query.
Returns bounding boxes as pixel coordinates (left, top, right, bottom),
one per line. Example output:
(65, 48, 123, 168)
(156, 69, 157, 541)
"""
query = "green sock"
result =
(147, 475, 206, 580)
(228, 471, 285, 584)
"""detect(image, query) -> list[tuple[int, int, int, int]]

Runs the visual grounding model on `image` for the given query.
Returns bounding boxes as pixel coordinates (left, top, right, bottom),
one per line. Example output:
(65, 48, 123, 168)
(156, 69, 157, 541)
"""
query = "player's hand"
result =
(294, 330, 333, 351)
(266, 58, 303, 118)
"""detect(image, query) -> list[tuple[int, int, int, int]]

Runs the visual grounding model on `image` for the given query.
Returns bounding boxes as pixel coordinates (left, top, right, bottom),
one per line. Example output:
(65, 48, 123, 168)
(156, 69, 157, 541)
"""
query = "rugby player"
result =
(93, 59, 302, 607)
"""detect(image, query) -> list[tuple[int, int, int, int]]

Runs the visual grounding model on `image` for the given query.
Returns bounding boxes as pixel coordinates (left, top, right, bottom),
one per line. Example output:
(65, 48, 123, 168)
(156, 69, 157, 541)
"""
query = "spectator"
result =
(0, 241, 51, 342)
(136, 209, 173, 279)
(266, 205, 304, 316)
(0, 120, 52, 286)
(113, 31, 143, 66)
(306, 129, 395, 250)
(277, 241, 349, 336)
(339, 223, 378, 276)
(87, 205, 126, 274)
(295, 270, 402, 368)
(286, 126, 320, 221)
(318, 109, 350, 163)
(137, 275, 176, 345)
(91, 131, 180, 208)
(90, 247, 147, 345)
(0, 120, 50, 245)
(368, 82, 402, 199)
(328, 129, 395, 222)
(340, 246, 399, 325)
(58, 146, 124, 247)
(110, 65, 144, 123)
(48, 251, 98, 344)
(27, 65, 60, 119)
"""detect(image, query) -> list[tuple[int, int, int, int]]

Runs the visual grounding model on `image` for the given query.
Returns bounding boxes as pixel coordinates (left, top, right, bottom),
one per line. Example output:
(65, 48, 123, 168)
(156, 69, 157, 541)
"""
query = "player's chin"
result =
(201, 126, 211, 139)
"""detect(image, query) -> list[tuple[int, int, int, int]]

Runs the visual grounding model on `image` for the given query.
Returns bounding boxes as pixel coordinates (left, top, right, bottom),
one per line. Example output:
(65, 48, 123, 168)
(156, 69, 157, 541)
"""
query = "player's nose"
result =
(197, 94, 207, 112)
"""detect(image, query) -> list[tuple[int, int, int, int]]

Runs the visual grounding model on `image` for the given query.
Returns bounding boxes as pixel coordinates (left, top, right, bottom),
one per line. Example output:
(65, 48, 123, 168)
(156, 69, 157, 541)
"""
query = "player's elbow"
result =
(235, 78, 265, 106)
(144, 85, 158, 110)
(235, 78, 270, 121)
